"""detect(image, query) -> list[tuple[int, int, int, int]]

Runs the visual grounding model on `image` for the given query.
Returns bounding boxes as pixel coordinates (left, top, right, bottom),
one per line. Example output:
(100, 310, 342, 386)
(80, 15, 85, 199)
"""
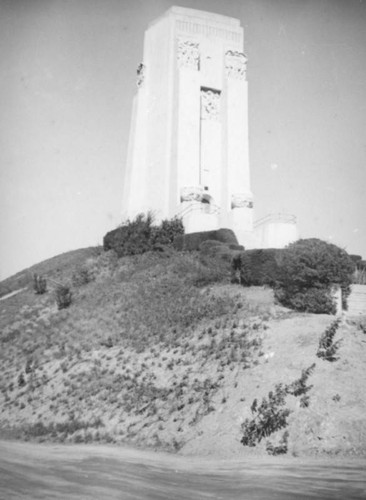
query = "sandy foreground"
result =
(1, 440, 366, 500)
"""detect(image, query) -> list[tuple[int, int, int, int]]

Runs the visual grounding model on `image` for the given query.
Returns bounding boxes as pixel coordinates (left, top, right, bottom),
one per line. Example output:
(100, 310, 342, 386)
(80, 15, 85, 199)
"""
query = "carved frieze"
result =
(176, 20, 241, 43)
(136, 63, 145, 88)
(231, 193, 253, 209)
(180, 186, 203, 202)
(225, 50, 247, 80)
(177, 39, 200, 70)
(201, 88, 221, 121)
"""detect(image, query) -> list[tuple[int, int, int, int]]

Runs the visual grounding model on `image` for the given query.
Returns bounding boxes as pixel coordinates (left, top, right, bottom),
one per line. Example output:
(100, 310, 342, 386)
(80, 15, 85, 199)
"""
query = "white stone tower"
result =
(123, 7, 253, 245)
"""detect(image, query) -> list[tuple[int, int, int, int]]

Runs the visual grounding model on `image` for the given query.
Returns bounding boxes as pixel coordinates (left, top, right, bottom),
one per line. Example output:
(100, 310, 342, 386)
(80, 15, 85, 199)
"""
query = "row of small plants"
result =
(316, 318, 342, 362)
(241, 318, 343, 455)
(240, 364, 316, 455)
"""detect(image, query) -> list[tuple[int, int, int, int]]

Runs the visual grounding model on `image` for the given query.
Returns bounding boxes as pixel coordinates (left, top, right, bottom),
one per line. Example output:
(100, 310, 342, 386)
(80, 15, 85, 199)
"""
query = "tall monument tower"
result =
(123, 7, 253, 245)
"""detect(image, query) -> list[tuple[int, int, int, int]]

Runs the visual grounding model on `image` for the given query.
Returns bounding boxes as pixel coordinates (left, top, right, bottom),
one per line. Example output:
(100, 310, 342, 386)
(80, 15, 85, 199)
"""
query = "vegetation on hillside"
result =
(274, 239, 354, 313)
(103, 213, 184, 257)
(1, 217, 365, 456)
(233, 239, 355, 314)
(0, 247, 271, 450)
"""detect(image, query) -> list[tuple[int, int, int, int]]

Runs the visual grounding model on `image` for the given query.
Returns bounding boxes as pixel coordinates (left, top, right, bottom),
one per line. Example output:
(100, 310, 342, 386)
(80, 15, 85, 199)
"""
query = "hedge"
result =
(232, 249, 283, 286)
(174, 228, 238, 251)
(103, 213, 184, 257)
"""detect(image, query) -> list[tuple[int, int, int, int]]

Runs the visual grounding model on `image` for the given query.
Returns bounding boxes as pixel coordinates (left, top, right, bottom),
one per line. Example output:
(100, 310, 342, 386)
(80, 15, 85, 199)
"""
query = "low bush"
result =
(266, 430, 289, 456)
(17, 372, 26, 387)
(352, 256, 366, 284)
(174, 228, 238, 251)
(231, 249, 283, 286)
(103, 213, 184, 257)
(55, 285, 72, 310)
(71, 265, 93, 287)
(199, 240, 226, 255)
(349, 254, 362, 266)
(192, 253, 231, 287)
(274, 286, 336, 314)
(274, 239, 354, 313)
(33, 274, 47, 294)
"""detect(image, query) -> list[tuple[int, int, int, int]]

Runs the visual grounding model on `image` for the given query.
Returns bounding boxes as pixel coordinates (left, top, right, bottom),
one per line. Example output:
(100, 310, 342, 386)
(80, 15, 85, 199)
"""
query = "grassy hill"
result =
(0, 247, 365, 458)
(0, 247, 101, 299)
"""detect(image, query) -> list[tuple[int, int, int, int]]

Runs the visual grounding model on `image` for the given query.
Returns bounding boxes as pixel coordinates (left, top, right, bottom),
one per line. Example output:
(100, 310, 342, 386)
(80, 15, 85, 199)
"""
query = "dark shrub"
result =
(192, 254, 231, 286)
(55, 285, 72, 310)
(215, 228, 239, 245)
(229, 244, 245, 251)
(199, 240, 226, 255)
(71, 266, 93, 287)
(174, 228, 238, 251)
(275, 239, 354, 313)
(150, 216, 184, 247)
(231, 252, 252, 285)
(33, 274, 47, 294)
(358, 260, 366, 271)
(18, 372, 26, 387)
(103, 213, 184, 257)
(274, 286, 336, 314)
(232, 249, 282, 286)
(350, 254, 362, 265)
(103, 212, 154, 256)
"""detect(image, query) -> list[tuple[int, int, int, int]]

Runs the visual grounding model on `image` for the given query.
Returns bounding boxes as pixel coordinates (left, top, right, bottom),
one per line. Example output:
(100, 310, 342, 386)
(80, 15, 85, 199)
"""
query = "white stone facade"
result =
(123, 7, 253, 245)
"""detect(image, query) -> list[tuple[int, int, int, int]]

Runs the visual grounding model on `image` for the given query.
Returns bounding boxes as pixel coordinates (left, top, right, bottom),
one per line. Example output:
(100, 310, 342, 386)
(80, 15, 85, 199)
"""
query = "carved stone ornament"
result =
(201, 89, 221, 121)
(177, 39, 200, 70)
(136, 63, 145, 87)
(231, 193, 253, 209)
(180, 186, 204, 202)
(225, 50, 247, 80)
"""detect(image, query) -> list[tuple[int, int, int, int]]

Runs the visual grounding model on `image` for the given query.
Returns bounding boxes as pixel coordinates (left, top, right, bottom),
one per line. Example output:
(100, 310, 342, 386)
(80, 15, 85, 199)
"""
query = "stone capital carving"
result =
(201, 88, 221, 121)
(177, 39, 200, 70)
(136, 63, 145, 88)
(225, 50, 247, 80)
(180, 186, 204, 202)
(231, 193, 253, 209)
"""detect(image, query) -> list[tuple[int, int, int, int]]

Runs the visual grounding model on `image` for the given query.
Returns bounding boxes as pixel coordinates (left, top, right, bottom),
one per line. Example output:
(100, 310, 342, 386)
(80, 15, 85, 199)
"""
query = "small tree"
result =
(274, 239, 354, 314)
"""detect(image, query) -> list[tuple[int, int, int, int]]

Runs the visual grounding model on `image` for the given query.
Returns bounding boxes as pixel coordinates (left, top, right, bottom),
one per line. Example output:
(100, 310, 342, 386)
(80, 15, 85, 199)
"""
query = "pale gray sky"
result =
(1, 0, 366, 279)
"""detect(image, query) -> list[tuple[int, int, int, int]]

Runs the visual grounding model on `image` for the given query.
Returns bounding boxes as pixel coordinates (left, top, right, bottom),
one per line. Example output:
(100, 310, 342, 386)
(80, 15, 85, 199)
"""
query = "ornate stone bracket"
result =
(231, 193, 253, 209)
(177, 39, 200, 70)
(225, 50, 247, 80)
(201, 88, 221, 121)
(136, 63, 145, 88)
(180, 186, 204, 202)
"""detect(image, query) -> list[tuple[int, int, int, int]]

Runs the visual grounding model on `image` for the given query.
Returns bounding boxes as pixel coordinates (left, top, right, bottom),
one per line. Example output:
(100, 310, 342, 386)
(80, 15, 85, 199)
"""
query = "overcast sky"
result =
(1, 0, 366, 279)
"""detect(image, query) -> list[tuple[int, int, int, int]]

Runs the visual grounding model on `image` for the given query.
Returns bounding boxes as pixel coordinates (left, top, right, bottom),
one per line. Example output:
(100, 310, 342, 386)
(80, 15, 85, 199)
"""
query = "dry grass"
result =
(0, 249, 272, 450)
